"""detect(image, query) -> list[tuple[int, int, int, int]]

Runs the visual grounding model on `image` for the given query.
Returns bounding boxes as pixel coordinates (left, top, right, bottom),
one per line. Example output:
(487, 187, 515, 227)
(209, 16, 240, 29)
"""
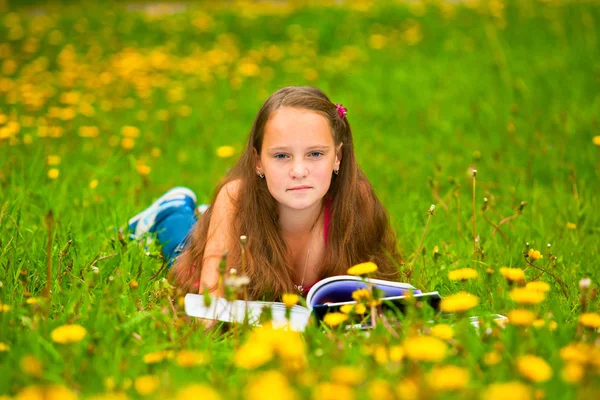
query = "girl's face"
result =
(255, 107, 342, 211)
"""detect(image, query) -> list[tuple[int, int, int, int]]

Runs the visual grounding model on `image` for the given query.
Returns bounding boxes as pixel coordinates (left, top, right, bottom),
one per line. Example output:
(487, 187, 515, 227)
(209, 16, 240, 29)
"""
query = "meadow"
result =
(0, 0, 599, 398)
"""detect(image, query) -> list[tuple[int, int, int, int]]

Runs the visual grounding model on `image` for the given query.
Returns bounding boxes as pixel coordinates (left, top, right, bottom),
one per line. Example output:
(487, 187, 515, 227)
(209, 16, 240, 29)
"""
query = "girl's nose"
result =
(290, 161, 308, 179)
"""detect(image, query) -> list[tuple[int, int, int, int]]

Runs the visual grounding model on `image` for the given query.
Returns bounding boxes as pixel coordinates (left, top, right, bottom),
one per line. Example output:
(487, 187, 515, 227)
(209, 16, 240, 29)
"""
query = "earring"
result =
(257, 171, 264, 179)
(334, 168, 339, 175)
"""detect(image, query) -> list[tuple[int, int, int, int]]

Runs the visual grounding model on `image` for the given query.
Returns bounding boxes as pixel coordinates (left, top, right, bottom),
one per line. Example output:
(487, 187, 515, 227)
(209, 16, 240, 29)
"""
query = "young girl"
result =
(128, 86, 404, 301)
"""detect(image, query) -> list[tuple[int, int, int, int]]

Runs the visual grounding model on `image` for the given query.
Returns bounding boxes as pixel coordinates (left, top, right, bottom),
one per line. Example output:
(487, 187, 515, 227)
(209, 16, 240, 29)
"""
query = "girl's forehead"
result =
(263, 107, 334, 148)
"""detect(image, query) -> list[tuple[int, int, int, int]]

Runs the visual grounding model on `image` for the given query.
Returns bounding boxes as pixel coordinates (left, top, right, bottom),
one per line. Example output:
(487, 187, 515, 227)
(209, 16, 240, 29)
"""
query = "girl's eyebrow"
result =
(268, 145, 330, 151)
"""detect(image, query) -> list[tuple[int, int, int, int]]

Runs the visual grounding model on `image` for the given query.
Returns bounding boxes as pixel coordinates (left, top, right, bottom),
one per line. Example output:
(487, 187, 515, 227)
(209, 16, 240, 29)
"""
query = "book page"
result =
(184, 294, 312, 331)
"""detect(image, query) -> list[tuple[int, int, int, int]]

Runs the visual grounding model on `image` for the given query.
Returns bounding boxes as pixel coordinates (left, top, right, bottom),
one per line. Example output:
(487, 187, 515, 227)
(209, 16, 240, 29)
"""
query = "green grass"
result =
(0, 0, 599, 398)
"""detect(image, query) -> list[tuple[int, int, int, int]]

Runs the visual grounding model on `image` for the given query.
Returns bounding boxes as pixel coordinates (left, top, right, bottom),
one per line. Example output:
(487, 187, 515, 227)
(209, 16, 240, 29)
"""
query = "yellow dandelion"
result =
(510, 287, 546, 305)
(516, 354, 553, 383)
(389, 345, 404, 362)
(25, 298, 38, 305)
(1, 304, 10, 312)
(525, 281, 550, 292)
(50, 324, 87, 344)
(89, 179, 98, 189)
(484, 351, 501, 366)
(121, 137, 135, 150)
(395, 378, 419, 400)
(427, 365, 469, 391)
(373, 345, 388, 365)
(234, 341, 273, 369)
(482, 381, 532, 400)
(593, 136, 600, 146)
(121, 125, 140, 138)
(47, 168, 59, 179)
(430, 324, 454, 340)
(282, 293, 300, 308)
(351, 288, 371, 302)
(20, 355, 43, 377)
(134, 375, 160, 396)
(175, 350, 208, 368)
(403, 336, 447, 362)
(78, 126, 99, 138)
(561, 362, 584, 384)
(216, 145, 235, 158)
(448, 267, 478, 281)
(499, 267, 525, 283)
(527, 248, 543, 261)
(313, 382, 354, 400)
(47, 155, 61, 165)
(508, 309, 536, 327)
(347, 261, 378, 276)
(440, 292, 479, 313)
(135, 162, 151, 176)
(367, 380, 394, 400)
(130, 280, 138, 289)
(143, 350, 173, 364)
(176, 384, 221, 400)
(566, 222, 577, 230)
(237, 62, 260, 77)
(323, 312, 348, 327)
(578, 312, 600, 329)
(151, 147, 162, 158)
(0, 342, 8, 352)
(560, 343, 589, 364)
(331, 366, 365, 386)
(339, 304, 354, 314)
(369, 34, 387, 49)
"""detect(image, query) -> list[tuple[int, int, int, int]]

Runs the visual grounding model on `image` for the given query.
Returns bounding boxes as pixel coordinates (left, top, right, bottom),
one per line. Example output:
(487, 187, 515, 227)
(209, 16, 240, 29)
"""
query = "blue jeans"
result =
(155, 205, 198, 264)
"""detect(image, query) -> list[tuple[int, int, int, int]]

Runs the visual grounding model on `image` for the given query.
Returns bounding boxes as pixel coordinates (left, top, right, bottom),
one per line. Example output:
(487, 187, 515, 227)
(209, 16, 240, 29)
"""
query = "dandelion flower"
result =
(47, 155, 61, 165)
(483, 351, 501, 366)
(403, 336, 447, 362)
(482, 381, 532, 400)
(351, 288, 371, 301)
(121, 137, 135, 150)
(50, 324, 87, 344)
(499, 267, 525, 283)
(89, 179, 98, 189)
(331, 366, 365, 386)
(0, 342, 8, 352)
(561, 362, 584, 384)
(430, 324, 454, 340)
(282, 293, 300, 308)
(508, 309, 536, 327)
(440, 292, 479, 313)
(313, 382, 354, 400)
(426, 365, 469, 391)
(593, 135, 600, 146)
(566, 222, 577, 229)
(516, 354, 553, 383)
(525, 281, 550, 293)
(389, 345, 404, 362)
(347, 261, 378, 276)
(134, 375, 160, 396)
(175, 350, 208, 368)
(578, 312, 600, 329)
(395, 378, 419, 400)
(510, 288, 546, 305)
(143, 350, 173, 364)
(448, 268, 478, 281)
(20, 355, 43, 377)
(527, 248, 543, 261)
(47, 168, 60, 179)
(323, 312, 348, 327)
(234, 342, 273, 369)
(177, 384, 221, 400)
(560, 343, 589, 364)
(121, 125, 140, 138)
(216, 145, 235, 158)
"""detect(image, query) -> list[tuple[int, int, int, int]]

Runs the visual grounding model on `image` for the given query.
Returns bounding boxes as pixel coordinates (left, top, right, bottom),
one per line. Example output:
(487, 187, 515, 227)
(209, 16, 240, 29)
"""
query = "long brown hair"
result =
(170, 86, 404, 300)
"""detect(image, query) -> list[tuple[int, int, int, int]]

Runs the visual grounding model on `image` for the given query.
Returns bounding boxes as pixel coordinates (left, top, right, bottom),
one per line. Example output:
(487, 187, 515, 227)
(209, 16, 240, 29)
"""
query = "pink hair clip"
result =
(335, 103, 348, 119)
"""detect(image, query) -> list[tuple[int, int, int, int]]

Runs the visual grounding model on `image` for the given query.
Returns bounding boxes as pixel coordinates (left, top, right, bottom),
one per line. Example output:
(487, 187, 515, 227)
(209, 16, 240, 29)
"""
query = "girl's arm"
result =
(197, 179, 241, 297)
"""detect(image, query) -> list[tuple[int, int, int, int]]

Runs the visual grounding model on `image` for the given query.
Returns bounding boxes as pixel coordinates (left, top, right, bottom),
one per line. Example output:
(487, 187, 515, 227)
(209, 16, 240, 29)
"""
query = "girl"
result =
(128, 86, 404, 301)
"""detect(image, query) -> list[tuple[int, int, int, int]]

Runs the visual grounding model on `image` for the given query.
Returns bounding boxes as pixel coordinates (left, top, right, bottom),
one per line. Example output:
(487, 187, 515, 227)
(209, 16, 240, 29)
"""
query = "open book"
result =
(184, 275, 441, 331)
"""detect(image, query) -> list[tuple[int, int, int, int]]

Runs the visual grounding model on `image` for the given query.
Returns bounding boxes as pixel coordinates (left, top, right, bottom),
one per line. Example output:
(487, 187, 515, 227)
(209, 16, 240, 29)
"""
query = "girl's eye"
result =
(274, 154, 288, 159)
(309, 152, 324, 158)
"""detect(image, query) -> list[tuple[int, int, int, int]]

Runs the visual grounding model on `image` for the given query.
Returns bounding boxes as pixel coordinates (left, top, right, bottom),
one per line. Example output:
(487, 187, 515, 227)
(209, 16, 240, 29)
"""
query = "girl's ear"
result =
(334, 142, 343, 169)
(253, 148, 263, 171)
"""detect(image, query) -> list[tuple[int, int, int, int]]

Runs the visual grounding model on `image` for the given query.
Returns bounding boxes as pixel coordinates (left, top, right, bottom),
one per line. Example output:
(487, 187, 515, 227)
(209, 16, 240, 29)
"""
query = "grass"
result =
(0, 0, 599, 398)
